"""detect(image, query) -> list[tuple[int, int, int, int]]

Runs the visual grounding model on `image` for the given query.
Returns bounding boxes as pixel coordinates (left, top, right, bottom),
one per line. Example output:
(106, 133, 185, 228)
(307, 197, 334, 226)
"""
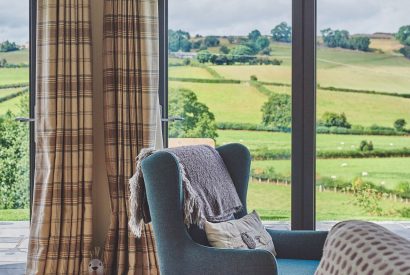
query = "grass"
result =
(0, 49, 29, 64)
(169, 66, 215, 79)
(248, 182, 410, 221)
(0, 88, 22, 100)
(216, 130, 410, 151)
(0, 93, 25, 115)
(169, 76, 410, 127)
(204, 41, 410, 94)
(370, 38, 403, 54)
(0, 68, 29, 85)
(169, 81, 267, 124)
(252, 158, 410, 189)
(0, 209, 29, 221)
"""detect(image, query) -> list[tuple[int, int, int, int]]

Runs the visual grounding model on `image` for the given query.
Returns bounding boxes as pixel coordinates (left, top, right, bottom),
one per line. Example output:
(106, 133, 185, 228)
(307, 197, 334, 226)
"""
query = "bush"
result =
(351, 177, 383, 216)
(0, 96, 30, 209)
(359, 140, 374, 152)
(395, 182, 410, 198)
(394, 119, 407, 132)
(261, 93, 291, 129)
(219, 45, 230, 54)
(398, 207, 410, 218)
(183, 58, 191, 65)
(399, 46, 410, 59)
(320, 112, 351, 129)
(250, 75, 258, 81)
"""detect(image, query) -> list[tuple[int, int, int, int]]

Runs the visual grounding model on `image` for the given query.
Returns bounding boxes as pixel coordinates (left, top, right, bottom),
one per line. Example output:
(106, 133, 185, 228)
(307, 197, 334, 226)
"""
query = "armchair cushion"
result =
(204, 211, 276, 256)
(276, 259, 320, 275)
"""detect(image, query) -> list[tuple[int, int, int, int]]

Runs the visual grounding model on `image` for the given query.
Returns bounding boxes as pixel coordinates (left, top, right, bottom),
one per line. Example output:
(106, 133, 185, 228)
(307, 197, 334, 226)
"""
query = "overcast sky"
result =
(0, 0, 409, 43)
(170, 0, 410, 36)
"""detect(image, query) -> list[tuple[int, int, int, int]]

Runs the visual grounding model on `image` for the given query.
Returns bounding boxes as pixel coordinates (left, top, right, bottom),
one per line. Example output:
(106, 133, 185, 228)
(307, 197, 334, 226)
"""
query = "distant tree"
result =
(396, 25, 410, 46)
(0, 40, 19, 52)
(204, 36, 220, 47)
(394, 119, 407, 132)
(168, 29, 192, 52)
(192, 40, 203, 49)
(271, 22, 292, 43)
(350, 36, 371, 51)
(168, 88, 218, 139)
(230, 45, 255, 63)
(397, 26, 410, 58)
(255, 36, 270, 50)
(260, 48, 272, 56)
(219, 45, 230, 54)
(0, 58, 7, 68)
(399, 46, 410, 59)
(321, 28, 350, 49)
(227, 36, 235, 44)
(248, 29, 262, 41)
(240, 41, 259, 54)
(196, 50, 213, 63)
(321, 112, 351, 128)
(261, 93, 291, 129)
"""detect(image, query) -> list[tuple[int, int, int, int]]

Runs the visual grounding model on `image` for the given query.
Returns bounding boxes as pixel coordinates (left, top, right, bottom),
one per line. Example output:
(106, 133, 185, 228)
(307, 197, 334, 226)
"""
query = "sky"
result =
(0, 1, 29, 43)
(0, 0, 409, 43)
(169, 0, 410, 36)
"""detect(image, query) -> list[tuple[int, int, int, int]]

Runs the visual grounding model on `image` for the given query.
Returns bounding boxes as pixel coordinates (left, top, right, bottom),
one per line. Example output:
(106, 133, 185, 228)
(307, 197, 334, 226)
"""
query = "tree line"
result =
(0, 41, 19, 52)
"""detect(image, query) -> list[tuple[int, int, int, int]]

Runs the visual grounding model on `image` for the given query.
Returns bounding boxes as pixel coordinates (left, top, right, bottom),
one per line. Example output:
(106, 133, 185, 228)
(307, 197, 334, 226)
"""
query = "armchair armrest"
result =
(187, 243, 277, 275)
(267, 229, 328, 260)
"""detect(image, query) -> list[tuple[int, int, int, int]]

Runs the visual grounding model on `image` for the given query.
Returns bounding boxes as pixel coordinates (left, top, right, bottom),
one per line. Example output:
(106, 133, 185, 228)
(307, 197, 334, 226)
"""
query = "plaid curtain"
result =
(103, 0, 160, 274)
(27, 0, 93, 274)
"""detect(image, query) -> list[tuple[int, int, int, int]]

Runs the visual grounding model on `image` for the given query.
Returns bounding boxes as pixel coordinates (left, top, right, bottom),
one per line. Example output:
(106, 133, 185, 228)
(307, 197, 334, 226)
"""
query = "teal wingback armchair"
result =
(141, 143, 327, 275)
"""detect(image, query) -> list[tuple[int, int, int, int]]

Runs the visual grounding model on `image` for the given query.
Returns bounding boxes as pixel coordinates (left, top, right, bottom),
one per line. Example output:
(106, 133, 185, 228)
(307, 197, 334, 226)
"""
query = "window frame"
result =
(29, 0, 37, 218)
(158, 0, 317, 230)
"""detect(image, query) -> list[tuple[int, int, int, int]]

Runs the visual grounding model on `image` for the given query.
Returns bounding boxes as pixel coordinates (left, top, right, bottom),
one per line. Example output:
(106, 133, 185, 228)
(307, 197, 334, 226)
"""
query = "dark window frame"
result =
(158, 0, 317, 230)
(29, 0, 37, 218)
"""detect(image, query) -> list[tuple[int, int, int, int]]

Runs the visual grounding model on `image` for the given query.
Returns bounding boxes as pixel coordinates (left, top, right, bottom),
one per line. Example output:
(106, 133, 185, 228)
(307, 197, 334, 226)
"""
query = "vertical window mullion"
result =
(291, 0, 317, 230)
(29, 0, 37, 220)
(158, 0, 169, 147)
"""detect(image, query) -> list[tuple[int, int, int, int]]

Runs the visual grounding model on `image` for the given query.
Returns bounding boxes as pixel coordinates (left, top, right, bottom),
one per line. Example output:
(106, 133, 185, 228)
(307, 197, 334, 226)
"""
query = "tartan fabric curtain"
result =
(27, 0, 94, 274)
(103, 0, 160, 274)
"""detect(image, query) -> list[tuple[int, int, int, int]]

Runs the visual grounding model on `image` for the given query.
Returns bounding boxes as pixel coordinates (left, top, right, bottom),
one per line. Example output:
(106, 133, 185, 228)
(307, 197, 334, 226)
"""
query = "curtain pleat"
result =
(27, 0, 94, 274)
(103, 0, 160, 274)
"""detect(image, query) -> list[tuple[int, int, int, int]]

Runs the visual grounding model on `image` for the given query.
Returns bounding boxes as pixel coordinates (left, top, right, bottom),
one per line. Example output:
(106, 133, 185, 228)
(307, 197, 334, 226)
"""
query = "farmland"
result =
(168, 35, 410, 221)
(1, 36, 410, 221)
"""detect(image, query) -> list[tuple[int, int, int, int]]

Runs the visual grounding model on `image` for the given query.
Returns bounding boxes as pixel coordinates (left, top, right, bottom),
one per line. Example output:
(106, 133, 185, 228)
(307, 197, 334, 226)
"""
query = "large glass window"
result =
(316, 0, 410, 222)
(0, 1, 31, 221)
(167, 0, 292, 224)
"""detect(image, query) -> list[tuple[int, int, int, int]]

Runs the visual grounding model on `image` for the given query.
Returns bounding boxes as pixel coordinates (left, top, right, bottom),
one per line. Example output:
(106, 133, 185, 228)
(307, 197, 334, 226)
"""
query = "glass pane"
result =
(0, 1, 30, 220)
(317, 0, 410, 227)
(168, 1, 292, 225)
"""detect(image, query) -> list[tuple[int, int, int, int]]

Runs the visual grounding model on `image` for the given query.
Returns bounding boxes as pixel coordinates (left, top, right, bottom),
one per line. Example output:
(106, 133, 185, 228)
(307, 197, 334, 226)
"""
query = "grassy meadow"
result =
(249, 182, 409, 221)
(168, 37, 410, 221)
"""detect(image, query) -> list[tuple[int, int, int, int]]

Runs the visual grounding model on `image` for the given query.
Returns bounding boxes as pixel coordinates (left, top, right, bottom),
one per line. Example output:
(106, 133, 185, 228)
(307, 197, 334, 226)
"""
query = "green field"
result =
(169, 66, 215, 79)
(0, 68, 29, 85)
(0, 209, 29, 221)
(217, 130, 410, 151)
(252, 158, 410, 189)
(0, 49, 29, 64)
(170, 81, 267, 124)
(0, 93, 25, 115)
(170, 78, 410, 127)
(248, 182, 410, 221)
(207, 42, 410, 94)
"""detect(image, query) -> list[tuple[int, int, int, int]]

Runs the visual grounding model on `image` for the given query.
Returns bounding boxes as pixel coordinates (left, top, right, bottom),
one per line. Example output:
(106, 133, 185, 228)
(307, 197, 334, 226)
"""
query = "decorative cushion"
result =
(315, 220, 410, 275)
(204, 210, 276, 255)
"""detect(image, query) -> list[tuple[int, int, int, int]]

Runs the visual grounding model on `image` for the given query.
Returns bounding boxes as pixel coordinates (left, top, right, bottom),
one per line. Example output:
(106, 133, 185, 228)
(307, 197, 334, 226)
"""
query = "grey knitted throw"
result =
(129, 145, 243, 238)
